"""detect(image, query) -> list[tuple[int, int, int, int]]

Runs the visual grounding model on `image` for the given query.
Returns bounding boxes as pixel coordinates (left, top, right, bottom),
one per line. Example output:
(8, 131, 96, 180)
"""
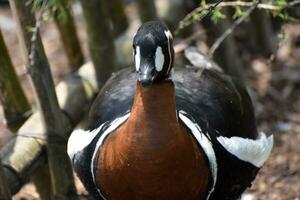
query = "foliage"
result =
(27, 0, 70, 22)
(177, 0, 299, 32)
(211, 7, 226, 24)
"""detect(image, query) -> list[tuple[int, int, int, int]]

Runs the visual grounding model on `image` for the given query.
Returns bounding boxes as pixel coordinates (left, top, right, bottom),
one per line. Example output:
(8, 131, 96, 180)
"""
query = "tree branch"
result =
(0, 157, 11, 200)
(177, 0, 300, 32)
(176, 0, 224, 34)
(0, 30, 32, 131)
(9, 0, 78, 199)
(208, 0, 260, 58)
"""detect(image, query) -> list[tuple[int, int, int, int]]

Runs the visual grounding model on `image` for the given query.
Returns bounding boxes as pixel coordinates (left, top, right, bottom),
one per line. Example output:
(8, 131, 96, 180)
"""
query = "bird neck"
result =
(96, 80, 210, 199)
(129, 81, 178, 127)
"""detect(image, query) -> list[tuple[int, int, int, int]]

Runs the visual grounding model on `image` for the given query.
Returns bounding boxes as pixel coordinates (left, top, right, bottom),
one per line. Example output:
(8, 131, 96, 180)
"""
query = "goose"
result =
(68, 21, 273, 200)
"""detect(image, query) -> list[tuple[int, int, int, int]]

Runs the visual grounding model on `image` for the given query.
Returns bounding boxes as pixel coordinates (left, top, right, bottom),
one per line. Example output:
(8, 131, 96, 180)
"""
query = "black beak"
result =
(138, 62, 156, 87)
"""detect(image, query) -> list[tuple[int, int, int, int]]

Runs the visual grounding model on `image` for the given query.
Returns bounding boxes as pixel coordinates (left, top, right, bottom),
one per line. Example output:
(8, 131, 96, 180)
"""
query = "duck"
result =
(67, 21, 273, 200)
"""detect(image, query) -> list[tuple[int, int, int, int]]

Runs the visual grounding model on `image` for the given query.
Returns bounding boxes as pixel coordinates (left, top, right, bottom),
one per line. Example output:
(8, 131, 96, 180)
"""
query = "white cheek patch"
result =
(155, 46, 164, 71)
(217, 132, 273, 167)
(135, 46, 141, 72)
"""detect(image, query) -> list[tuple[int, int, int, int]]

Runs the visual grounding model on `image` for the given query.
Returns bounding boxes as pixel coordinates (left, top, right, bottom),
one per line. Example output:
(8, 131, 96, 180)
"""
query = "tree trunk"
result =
(0, 157, 11, 200)
(54, 0, 84, 69)
(9, 1, 78, 199)
(250, 10, 275, 56)
(108, 0, 128, 37)
(136, 0, 157, 22)
(79, 0, 116, 87)
(0, 62, 97, 196)
(0, 30, 31, 131)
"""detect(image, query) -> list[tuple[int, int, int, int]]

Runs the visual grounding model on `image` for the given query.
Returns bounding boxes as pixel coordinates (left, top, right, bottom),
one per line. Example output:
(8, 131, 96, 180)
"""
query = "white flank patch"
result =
(91, 113, 131, 199)
(217, 132, 273, 167)
(135, 46, 141, 72)
(178, 111, 217, 200)
(155, 46, 164, 71)
(67, 125, 104, 161)
(240, 192, 256, 200)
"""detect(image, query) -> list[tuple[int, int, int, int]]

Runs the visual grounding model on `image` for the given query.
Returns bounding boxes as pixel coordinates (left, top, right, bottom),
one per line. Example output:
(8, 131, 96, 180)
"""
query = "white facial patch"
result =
(217, 132, 273, 167)
(135, 46, 141, 72)
(155, 46, 164, 71)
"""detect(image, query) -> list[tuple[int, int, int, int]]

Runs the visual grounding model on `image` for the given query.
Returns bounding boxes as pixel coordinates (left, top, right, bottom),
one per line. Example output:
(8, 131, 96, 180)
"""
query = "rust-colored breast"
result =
(95, 82, 210, 200)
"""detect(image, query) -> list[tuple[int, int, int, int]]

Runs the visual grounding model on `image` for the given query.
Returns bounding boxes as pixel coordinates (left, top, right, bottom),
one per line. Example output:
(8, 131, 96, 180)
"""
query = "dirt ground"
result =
(0, 1, 300, 200)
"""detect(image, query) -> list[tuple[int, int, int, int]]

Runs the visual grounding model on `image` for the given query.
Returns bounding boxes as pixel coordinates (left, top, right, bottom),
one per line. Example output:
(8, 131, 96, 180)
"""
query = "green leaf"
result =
(273, 0, 287, 8)
(233, 6, 244, 19)
(26, 26, 37, 33)
(211, 8, 226, 24)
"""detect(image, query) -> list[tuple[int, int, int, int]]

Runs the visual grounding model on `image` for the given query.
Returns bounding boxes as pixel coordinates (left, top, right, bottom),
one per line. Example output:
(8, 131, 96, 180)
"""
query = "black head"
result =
(133, 21, 174, 86)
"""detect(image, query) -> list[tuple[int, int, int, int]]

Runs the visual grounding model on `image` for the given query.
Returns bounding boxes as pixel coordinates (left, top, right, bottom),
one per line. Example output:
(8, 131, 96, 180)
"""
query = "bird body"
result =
(68, 21, 273, 200)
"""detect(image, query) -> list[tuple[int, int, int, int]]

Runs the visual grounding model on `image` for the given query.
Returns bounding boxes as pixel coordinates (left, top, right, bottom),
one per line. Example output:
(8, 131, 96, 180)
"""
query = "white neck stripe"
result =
(91, 113, 131, 199)
(164, 30, 172, 74)
(178, 111, 217, 200)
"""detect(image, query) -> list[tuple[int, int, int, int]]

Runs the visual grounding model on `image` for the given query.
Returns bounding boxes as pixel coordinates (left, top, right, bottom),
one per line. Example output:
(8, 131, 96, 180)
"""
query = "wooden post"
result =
(54, 0, 84, 69)
(8, 1, 78, 199)
(136, 0, 157, 22)
(0, 30, 31, 132)
(79, 0, 116, 87)
(0, 62, 98, 196)
(109, 0, 128, 37)
(0, 157, 11, 200)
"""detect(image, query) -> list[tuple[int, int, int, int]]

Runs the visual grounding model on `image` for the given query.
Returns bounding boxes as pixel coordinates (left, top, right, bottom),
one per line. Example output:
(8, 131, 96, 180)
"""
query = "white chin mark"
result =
(155, 46, 164, 72)
(135, 46, 141, 72)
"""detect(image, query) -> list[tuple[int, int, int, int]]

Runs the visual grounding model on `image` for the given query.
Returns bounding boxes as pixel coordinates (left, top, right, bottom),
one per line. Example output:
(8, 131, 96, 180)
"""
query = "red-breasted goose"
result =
(68, 21, 273, 200)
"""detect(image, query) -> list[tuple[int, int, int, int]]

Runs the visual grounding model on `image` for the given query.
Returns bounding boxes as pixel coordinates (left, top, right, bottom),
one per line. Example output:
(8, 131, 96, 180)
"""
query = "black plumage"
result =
(86, 66, 257, 140)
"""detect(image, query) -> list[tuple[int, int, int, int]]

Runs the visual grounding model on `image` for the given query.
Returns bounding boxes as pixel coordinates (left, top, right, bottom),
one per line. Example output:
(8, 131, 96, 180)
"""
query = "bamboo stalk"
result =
(79, 0, 116, 87)
(0, 30, 31, 132)
(0, 62, 98, 196)
(0, 157, 11, 200)
(108, 0, 129, 37)
(54, 0, 84, 69)
(136, 0, 157, 22)
(9, 1, 78, 199)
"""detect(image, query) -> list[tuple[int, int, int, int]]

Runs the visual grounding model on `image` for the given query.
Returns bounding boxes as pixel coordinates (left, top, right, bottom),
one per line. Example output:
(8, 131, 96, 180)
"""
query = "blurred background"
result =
(0, 0, 300, 199)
